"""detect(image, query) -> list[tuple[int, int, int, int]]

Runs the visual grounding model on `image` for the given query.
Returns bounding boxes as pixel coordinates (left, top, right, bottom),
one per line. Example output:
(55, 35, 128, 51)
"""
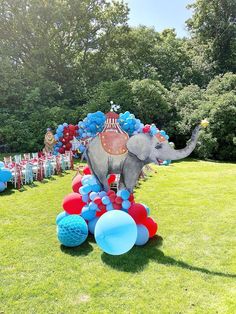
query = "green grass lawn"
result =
(0, 160, 236, 313)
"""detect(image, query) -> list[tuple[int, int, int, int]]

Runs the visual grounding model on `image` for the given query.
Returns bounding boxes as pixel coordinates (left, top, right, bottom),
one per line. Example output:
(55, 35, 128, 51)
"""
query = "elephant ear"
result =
(126, 134, 152, 161)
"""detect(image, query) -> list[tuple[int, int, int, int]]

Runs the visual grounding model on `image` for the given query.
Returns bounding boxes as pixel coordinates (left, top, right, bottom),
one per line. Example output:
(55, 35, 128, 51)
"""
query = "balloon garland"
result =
(56, 166, 158, 255)
(53, 110, 170, 155)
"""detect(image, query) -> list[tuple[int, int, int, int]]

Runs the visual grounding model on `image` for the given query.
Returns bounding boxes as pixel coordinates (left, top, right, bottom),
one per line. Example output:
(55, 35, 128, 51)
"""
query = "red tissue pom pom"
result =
(72, 174, 82, 193)
(128, 203, 147, 224)
(62, 192, 86, 214)
(143, 217, 158, 238)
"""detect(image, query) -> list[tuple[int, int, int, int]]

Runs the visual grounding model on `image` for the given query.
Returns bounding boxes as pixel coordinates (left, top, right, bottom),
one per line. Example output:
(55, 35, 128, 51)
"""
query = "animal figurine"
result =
(86, 113, 208, 192)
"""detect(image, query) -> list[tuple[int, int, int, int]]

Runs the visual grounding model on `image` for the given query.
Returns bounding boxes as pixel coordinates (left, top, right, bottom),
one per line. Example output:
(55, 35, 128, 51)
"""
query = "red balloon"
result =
(61, 138, 66, 144)
(107, 190, 116, 196)
(75, 125, 79, 130)
(65, 143, 72, 150)
(96, 209, 107, 217)
(109, 194, 116, 203)
(128, 203, 147, 224)
(62, 192, 86, 214)
(143, 124, 151, 133)
(94, 196, 102, 205)
(108, 174, 116, 185)
(129, 193, 134, 202)
(115, 196, 123, 204)
(113, 203, 122, 210)
(143, 217, 158, 238)
(59, 137, 64, 142)
(69, 124, 75, 131)
(72, 174, 82, 193)
(59, 147, 65, 154)
(83, 165, 91, 175)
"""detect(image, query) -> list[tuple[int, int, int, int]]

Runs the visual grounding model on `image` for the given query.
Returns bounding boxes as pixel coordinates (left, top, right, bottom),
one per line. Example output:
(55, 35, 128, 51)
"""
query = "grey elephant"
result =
(86, 122, 206, 192)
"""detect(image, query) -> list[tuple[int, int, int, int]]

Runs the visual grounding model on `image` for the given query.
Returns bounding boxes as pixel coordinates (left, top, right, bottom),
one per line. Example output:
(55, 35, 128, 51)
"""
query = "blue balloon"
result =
(135, 224, 149, 246)
(82, 194, 89, 203)
(57, 215, 88, 247)
(88, 217, 99, 234)
(106, 203, 114, 211)
(102, 196, 111, 205)
(91, 184, 101, 192)
(120, 189, 130, 200)
(56, 211, 68, 225)
(0, 161, 5, 168)
(122, 200, 131, 210)
(54, 134, 59, 141)
(95, 211, 137, 255)
(88, 202, 98, 211)
(99, 191, 107, 198)
(0, 168, 12, 182)
(0, 181, 6, 192)
(81, 207, 96, 221)
(83, 184, 92, 194)
(89, 192, 97, 201)
(79, 186, 88, 196)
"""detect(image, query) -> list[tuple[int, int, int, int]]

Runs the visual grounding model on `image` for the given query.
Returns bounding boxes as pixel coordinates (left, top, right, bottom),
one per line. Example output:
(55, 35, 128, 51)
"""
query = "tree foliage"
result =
(0, 0, 235, 160)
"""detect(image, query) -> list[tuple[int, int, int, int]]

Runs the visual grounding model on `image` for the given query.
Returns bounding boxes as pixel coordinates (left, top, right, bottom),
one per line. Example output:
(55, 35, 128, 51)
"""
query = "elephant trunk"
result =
(163, 125, 201, 161)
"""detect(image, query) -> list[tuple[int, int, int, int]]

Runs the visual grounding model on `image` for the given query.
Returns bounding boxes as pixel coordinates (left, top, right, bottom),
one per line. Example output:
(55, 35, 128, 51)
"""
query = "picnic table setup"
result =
(0, 151, 73, 192)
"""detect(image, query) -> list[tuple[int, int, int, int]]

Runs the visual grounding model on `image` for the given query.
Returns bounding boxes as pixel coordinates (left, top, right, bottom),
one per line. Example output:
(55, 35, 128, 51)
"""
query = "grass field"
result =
(0, 160, 236, 313)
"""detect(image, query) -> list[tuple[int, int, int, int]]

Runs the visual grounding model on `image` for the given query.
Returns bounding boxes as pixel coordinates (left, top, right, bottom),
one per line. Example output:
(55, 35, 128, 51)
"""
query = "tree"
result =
(186, 0, 236, 73)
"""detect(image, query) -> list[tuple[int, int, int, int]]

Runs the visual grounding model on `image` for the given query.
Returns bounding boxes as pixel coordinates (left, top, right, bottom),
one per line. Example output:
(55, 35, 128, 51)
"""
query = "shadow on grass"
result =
(101, 236, 236, 278)
(60, 241, 93, 256)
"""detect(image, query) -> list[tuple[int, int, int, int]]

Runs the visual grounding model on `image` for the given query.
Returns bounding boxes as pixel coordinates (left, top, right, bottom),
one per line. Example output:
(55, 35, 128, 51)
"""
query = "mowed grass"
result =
(0, 160, 236, 314)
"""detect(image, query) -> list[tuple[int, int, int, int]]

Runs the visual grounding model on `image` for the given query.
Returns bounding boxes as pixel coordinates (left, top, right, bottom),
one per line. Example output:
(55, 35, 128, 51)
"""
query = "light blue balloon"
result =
(91, 184, 101, 192)
(56, 211, 68, 225)
(106, 203, 114, 211)
(82, 194, 89, 203)
(120, 189, 130, 200)
(95, 211, 137, 255)
(0, 168, 13, 182)
(135, 224, 149, 246)
(99, 191, 107, 198)
(79, 186, 88, 196)
(88, 202, 98, 211)
(54, 134, 59, 141)
(89, 192, 97, 201)
(0, 182, 6, 192)
(0, 161, 5, 168)
(88, 217, 99, 234)
(122, 200, 131, 210)
(83, 184, 92, 194)
(57, 215, 88, 247)
(102, 196, 111, 205)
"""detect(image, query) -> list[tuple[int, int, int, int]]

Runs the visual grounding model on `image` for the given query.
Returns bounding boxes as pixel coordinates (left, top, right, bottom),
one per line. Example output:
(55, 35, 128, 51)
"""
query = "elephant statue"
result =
(86, 122, 206, 192)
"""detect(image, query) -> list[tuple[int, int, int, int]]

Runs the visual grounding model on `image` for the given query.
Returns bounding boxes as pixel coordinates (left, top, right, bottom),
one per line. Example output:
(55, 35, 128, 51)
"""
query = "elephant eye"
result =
(155, 143, 162, 149)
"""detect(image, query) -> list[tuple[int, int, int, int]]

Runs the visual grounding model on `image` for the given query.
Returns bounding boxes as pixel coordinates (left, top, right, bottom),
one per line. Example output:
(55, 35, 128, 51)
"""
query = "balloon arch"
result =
(53, 110, 171, 164)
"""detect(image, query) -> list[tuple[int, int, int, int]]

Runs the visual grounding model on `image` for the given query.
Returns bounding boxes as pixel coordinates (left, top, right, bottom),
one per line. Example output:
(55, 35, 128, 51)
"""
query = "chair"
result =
(44, 159, 53, 178)
(23, 153, 31, 161)
(14, 154, 22, 163)
(4, 156, 12, 165)
(31, 152, 38, 159)
(23, 162, 34, 184)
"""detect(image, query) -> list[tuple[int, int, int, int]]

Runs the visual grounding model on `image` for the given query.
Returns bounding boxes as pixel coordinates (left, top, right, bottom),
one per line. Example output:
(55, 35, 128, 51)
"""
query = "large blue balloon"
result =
(57, 215, 88, 247)
(95, 211, 137, 255)
(0, 168, 12, 182)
